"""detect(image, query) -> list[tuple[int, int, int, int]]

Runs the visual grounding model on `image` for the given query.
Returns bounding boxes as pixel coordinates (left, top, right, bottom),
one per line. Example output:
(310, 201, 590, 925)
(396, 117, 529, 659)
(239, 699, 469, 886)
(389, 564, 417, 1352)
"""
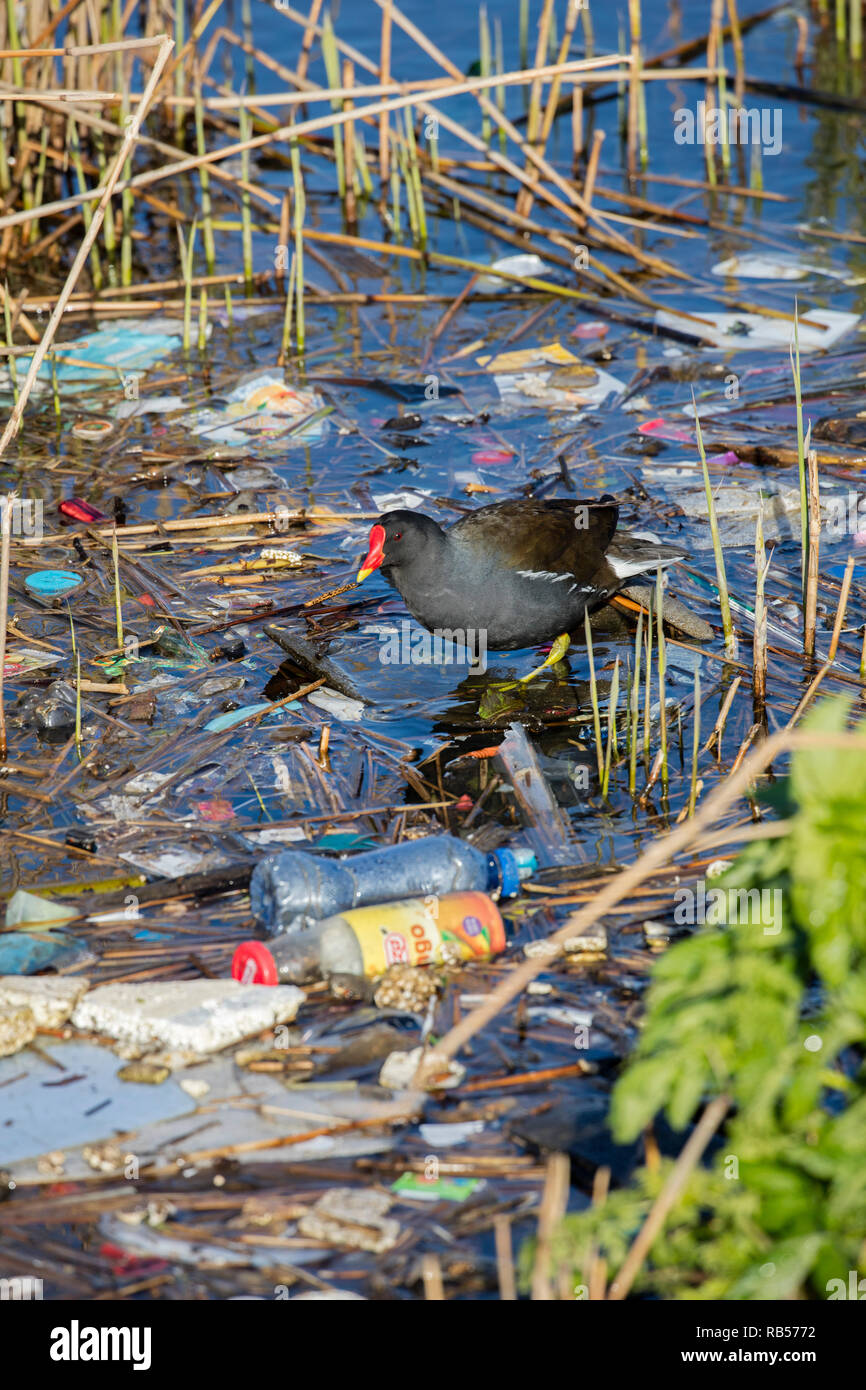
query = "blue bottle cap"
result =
(24, 569, 83, 598)
(489, 848, 521, 899)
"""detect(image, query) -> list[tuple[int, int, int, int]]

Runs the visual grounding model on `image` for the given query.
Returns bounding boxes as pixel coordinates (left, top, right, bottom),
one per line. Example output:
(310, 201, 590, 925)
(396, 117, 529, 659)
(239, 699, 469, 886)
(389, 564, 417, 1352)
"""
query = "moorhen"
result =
(356, 497, 685, 680)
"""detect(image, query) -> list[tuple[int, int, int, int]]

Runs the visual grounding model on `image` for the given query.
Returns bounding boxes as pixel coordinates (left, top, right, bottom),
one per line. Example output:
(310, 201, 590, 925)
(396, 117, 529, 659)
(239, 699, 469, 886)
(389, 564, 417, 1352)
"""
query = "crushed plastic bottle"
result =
(249, 833, 535, 936)
(234, 891, 506, 984)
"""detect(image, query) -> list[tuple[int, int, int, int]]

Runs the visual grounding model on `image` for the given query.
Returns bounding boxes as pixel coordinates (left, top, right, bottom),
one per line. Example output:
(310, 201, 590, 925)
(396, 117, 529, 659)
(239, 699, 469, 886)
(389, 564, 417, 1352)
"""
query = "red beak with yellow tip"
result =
(357, 523, 386, 583)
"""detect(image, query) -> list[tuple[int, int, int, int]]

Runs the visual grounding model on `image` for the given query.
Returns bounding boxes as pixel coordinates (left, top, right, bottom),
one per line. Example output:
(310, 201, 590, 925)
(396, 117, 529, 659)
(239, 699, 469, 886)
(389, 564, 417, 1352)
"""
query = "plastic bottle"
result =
(233, 891, 506, 985)
(249, 834, 535, 936)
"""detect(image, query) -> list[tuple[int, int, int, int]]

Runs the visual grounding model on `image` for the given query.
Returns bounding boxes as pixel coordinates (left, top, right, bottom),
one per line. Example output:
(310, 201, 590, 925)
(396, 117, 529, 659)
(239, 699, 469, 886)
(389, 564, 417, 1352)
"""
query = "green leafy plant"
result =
(542, 697, 866, 1300)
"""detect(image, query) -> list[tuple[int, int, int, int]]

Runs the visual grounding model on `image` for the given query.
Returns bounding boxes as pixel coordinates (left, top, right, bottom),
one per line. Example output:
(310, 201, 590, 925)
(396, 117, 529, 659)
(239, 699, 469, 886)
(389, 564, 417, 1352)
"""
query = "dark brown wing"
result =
(448, 497, 618, 580)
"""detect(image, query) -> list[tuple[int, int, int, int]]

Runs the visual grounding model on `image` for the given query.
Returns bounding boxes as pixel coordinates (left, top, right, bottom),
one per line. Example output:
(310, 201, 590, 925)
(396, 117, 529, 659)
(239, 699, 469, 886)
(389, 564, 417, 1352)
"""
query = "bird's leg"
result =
(518, 632, 571, 685)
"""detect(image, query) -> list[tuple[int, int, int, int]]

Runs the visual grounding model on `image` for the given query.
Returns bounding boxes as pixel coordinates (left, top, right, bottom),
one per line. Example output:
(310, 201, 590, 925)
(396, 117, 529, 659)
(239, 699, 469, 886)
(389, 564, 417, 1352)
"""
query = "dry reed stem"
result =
(0, 33, 174, 457)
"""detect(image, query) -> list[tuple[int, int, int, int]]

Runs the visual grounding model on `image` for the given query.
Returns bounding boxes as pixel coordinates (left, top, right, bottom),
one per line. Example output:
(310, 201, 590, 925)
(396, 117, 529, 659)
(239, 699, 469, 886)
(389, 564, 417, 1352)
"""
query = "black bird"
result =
(356, 497, 685, 680)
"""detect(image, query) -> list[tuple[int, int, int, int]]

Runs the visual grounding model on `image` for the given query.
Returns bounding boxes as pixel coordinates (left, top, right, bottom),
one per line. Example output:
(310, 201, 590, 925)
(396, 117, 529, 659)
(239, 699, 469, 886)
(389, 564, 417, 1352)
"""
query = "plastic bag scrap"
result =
(479, 341, 625, 410)
(711, 253, 866, 285)
(176, 370, 328, 446)
(0, 320, 186, 392)
(475, 253, 547, 293)
(653, 307, 859, 352)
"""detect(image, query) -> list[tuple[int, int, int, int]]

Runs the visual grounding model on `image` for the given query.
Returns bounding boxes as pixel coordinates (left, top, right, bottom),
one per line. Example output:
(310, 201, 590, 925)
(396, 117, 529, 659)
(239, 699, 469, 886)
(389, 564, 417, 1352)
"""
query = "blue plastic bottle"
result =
(250, 834, 535, 936)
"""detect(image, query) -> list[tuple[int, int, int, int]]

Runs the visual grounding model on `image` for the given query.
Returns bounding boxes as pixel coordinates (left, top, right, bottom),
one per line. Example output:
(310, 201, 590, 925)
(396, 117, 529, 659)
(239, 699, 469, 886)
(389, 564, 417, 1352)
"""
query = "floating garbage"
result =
(475, 252, 547, 293)
(391, 1172, 484, 1201)
(23, 569, 83, 599)
(654, 306, 860, 352)
(71, 418, 114, 441)
(176, 369, 328, 446)
(70, 979, 306, 1054)
(248, 833, 534, 935)
(0, 321, 184, 391)
(234, 891, 506, 984)
(6, 888, 78, 928)
(59, 498, 109, 523)
(479, 341, 626, 409)
(0, 932, 95, 976)
(711, 253, 865, 284)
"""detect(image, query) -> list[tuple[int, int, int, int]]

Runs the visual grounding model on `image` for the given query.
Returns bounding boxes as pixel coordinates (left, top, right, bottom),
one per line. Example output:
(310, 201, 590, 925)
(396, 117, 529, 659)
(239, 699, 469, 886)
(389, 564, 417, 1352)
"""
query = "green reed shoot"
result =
(791, 304, 808, 601)
(688, 669, 701, 816)
(584, 611, 604, 782)
(405, 109, 427, 246)
(629, 607, 643, 795)
(322, 12, 347, 200)
(194, 66, 216, 273)
(643, 592, 654, 760)
(198, 288, 208, 353)
(49, 350, 61, 422)
(695, 394, 734, 652)
(656, 566, 668, 792)
(280, 251, 297, 365)
(177, 219, 198, 352)
(494, 17, 507, 153)
(111, 526, 123, 652)
(479, 5, 492, 146)
(602, 657, 620, 799)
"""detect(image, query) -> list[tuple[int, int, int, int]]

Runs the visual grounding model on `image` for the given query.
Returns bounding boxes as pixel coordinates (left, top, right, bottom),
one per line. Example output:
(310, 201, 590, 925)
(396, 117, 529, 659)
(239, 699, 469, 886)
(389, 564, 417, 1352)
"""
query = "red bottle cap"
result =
(232, 940, 278, 986)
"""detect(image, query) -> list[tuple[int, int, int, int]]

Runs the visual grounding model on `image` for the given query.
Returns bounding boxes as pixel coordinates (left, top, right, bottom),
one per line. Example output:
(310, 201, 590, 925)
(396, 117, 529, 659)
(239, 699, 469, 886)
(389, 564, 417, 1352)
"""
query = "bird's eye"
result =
(393, 531, 402, 541)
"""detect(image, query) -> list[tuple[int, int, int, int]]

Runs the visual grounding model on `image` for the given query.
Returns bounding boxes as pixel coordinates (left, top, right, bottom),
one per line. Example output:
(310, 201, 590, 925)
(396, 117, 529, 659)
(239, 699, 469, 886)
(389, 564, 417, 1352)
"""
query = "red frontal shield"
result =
(357, 523, 386, 582)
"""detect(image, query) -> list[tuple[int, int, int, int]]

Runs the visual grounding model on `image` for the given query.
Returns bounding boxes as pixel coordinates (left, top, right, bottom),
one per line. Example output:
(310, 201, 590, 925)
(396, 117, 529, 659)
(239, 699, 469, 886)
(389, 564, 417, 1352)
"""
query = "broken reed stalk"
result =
(238, 97, 253, 290)
(343, 59, 358, 230)
(0, 33, 174, 459)
(1, 284, 18, 406)
(584, 611, 604, 783)
(803, 448, 820, 663)
(694, 397, 734, 654)
(726, 0, 745, 103)
(628, 607, 642, 795)
(379, 0, 392, 185)
(656, 566, 668, 792)
(290, 139, 305, 354)
(688, 669, 701, 816)
(626, 0, 641, 176)
(753, 505, 769, 716)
